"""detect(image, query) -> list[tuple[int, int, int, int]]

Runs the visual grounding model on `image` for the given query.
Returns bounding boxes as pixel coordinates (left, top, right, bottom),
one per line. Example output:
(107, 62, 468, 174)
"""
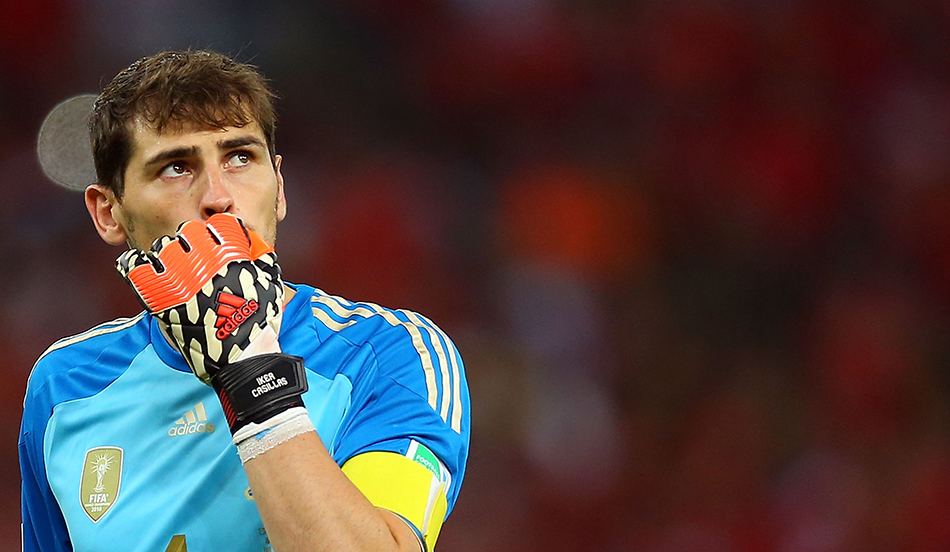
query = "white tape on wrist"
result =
(235, 406, 316, 464)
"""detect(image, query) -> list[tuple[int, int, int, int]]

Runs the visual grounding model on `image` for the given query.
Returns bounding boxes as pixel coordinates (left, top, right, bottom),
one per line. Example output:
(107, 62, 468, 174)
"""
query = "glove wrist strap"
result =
(210, 353, 308, 435)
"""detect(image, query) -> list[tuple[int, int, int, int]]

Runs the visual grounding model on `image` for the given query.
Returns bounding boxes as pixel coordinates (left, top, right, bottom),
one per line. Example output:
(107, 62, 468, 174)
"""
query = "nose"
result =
(199, 166, 234, 219)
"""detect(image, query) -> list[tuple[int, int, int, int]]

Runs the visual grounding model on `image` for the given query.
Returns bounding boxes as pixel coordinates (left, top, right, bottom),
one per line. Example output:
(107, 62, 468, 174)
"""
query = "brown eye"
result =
(160, 162, 189, 178)
(228, 152, 251, 167)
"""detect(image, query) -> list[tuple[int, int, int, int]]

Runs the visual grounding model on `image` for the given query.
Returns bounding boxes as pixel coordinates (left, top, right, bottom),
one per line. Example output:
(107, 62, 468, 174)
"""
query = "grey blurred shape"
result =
(36, 94, 98, 192)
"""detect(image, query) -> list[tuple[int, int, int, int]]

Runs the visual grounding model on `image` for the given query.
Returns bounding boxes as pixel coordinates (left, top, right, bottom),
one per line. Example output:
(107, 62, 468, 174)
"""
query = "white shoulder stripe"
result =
(310, 294, 462, 432)
(417, 313, 464, 433)
(36, 313, 146, 363)
(311, 295, 439, 413)
(402, 310, 453, 426)
(310, 306, 358, 332)
(24, 312, 147, 407)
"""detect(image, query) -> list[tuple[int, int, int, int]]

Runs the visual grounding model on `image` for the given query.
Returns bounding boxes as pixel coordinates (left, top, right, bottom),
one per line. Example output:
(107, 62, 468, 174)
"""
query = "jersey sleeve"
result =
(331, 308, 471, 549)
(19, 315, 147, 552)
(21, 370, 72, 552)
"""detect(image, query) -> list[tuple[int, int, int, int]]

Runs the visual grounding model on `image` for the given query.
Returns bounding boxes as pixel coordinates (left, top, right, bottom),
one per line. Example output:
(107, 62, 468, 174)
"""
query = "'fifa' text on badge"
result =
(80, 446, 124, 522)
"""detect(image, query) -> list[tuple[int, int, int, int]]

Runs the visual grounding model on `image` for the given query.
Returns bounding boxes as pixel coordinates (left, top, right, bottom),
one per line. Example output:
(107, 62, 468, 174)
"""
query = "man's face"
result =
(105, 119, 286, 250)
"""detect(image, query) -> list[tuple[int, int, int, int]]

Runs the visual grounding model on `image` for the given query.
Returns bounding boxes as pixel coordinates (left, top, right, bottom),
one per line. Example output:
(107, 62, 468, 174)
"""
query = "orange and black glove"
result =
(116, 214, 307, 439)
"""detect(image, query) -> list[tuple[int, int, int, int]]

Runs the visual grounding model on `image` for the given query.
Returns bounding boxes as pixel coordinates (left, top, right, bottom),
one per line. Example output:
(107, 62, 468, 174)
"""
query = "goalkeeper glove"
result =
(116, 213, 308, 442)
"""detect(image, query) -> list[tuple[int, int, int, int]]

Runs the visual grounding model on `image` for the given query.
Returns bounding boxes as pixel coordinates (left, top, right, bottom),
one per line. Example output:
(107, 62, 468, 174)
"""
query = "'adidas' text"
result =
(168, 403, 216, 437)
(215, 292, 259, 339)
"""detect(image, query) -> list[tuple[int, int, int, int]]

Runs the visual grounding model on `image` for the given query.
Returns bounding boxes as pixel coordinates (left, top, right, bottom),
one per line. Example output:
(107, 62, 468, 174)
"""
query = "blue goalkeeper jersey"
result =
(19, 284, 470, 552)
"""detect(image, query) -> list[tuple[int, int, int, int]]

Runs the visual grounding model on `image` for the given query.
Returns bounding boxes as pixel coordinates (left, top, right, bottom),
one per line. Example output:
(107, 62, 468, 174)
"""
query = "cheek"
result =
(235, 183, 282, 243)
(236, 175, 281, 215)
(125, 202, 196, 248)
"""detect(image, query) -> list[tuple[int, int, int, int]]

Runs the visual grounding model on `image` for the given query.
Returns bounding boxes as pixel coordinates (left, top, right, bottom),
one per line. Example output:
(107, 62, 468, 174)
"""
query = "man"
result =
(19, 50, 469, 552)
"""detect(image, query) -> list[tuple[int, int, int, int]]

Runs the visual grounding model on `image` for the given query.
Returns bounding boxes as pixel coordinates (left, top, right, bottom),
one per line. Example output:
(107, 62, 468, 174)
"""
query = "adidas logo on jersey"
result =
(168, 402, 216, 436)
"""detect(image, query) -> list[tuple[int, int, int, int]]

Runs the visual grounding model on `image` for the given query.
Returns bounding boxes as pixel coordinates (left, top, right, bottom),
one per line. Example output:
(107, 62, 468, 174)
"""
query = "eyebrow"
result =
(218, 136, 267, 151)
(143, 146, 199, 170)
(142, 135, 268, 171)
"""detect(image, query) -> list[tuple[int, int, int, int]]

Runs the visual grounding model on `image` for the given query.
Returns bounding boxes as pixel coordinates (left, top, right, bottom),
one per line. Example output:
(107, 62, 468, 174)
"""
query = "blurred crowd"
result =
(4, 0, 950, 550)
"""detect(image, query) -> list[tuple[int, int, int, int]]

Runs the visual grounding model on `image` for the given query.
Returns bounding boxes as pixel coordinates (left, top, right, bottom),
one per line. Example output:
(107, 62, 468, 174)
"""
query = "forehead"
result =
(127, 118, 267, 162)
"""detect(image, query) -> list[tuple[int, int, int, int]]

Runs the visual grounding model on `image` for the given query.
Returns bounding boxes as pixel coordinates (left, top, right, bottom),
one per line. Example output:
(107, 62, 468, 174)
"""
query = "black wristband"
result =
(210, 353, 308, 435)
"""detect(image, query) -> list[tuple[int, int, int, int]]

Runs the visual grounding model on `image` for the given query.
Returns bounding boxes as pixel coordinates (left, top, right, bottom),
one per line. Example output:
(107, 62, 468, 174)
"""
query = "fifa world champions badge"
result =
(80, 446, 124, 522)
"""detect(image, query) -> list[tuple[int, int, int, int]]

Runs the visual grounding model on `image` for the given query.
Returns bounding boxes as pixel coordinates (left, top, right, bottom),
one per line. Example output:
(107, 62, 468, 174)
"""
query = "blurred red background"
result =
(3, 1, 950, 550)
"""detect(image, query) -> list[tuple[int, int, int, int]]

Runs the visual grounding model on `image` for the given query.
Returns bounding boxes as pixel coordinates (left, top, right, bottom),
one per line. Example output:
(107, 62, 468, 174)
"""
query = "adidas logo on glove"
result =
(214, 291, 259, 340)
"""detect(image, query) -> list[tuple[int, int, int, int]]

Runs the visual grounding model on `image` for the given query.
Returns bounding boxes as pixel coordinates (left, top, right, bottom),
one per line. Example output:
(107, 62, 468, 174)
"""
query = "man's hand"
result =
(116, 213, 283, 380)
(116, 213, 308, 440)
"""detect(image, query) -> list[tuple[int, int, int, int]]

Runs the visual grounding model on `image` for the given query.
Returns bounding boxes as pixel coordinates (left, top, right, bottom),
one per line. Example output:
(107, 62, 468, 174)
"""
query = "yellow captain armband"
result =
(342, 441, 451, 551)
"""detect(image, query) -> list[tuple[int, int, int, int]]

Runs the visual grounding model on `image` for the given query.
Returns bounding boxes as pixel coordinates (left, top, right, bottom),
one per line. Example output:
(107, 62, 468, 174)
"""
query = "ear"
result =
(85, 184, 129, 246)
(274, 154, 287, 222)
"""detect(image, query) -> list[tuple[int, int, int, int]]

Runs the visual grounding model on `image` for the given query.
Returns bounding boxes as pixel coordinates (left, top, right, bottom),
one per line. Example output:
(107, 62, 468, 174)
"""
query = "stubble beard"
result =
(119, 194, 281, 252)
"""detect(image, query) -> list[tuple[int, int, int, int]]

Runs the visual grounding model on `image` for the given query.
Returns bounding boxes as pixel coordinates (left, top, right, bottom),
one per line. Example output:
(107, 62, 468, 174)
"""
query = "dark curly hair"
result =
(90, 50, 278, 198)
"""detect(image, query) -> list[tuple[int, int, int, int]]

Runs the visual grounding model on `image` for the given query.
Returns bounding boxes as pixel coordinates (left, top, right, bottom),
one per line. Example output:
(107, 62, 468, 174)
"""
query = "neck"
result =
(282, 283, 296, 306)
